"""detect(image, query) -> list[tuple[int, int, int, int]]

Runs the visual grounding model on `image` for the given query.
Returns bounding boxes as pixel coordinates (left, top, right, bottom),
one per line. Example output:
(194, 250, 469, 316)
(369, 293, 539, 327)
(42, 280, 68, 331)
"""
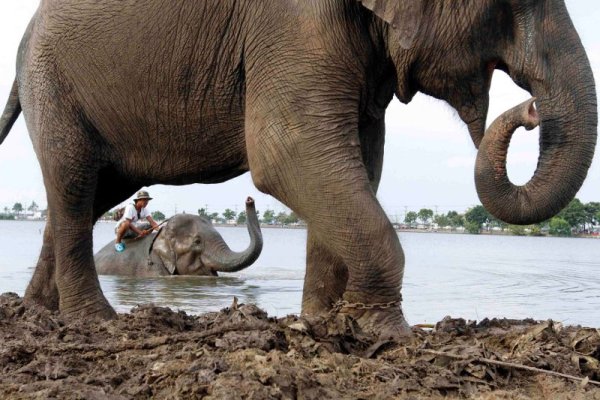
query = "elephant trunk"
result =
(205, 197, 263, 272)
(474, 14, 597, 225)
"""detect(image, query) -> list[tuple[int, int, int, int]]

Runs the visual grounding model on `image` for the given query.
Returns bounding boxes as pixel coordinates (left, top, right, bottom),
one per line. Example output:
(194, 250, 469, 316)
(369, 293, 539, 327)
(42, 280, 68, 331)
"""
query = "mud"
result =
(1, 292, 599, 399)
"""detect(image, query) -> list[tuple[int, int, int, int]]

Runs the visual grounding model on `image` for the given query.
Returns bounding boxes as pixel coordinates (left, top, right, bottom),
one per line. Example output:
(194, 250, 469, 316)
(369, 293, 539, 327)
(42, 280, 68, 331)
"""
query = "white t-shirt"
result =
(117, 204, 150, 225)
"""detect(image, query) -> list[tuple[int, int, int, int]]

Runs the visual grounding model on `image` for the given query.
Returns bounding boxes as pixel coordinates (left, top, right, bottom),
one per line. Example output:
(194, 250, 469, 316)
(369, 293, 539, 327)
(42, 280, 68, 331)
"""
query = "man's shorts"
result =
(115, 221, 151, 239)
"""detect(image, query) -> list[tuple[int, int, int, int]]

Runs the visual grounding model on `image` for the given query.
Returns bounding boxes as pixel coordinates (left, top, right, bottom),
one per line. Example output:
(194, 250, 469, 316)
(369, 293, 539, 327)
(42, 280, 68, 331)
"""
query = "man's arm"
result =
(146, 215, 159, 231)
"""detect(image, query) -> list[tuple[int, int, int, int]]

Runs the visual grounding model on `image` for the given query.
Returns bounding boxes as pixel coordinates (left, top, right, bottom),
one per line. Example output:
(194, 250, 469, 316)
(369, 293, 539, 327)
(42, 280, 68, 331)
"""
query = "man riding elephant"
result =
(97, 197, 263, 277)
(114, 190, 160, 252)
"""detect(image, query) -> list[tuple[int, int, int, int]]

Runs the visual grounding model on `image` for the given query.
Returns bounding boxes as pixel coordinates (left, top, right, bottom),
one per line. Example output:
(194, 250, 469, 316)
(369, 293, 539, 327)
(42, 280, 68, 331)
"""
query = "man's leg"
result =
(115, 221, 132, 244)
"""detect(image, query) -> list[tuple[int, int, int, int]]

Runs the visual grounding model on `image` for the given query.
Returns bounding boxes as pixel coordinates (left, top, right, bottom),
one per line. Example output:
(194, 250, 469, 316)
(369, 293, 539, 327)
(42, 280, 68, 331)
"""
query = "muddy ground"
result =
(1, 293, 599, 399)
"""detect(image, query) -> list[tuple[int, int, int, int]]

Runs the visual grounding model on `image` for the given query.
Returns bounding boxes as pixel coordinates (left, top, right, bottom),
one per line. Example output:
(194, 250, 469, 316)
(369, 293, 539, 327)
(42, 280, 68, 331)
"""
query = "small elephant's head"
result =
(151, 197, 263, 276)
(359, 0, 596, 225)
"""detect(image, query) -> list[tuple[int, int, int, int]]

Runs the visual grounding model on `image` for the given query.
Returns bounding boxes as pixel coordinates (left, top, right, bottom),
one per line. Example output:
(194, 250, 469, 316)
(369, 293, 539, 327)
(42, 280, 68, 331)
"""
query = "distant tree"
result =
(508, 225, 526, 236)
(3, 206, 9, 214)
(27, 201, 39, 213)
(488, 215, 508, 232)
(433, 214, 450, 228)
(583, 201, 600, 230)
(262, 209, 275, 224)
(528, 225, 543, 236)
(236, 211, 247, 224)
(222, 208, 236, 222)
(465, 221, 481, 234)
(209, 212, 220, 223)
(417, 208, 433, 225)
(275, 211, 288, 225)
(12, 202, 23, 216)
(284, 211, 300, 225)
(152, 211, 166, 221)
(465, 205, 490, 227)
(198, 208, 208, 217)
(446, 211, 464, 229)
(404, 211, 417, 226)
(549, 217, 571, 237)
(558, 198, 585, 231)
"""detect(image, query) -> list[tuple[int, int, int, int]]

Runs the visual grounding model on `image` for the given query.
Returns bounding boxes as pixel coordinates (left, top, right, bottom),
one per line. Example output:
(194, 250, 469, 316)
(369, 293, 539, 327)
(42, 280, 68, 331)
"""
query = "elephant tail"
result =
(0, 79, 21, 146)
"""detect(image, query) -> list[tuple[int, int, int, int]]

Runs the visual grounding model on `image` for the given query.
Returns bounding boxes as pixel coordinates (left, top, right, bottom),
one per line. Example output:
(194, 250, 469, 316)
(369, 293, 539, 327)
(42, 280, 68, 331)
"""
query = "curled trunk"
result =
(474, 12, 597, 225)
(204, 197, 263, 272)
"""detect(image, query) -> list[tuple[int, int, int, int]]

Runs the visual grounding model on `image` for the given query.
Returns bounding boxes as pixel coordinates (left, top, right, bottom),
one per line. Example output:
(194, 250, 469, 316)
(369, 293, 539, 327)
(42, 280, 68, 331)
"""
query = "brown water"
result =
(1, 220, 599, 326)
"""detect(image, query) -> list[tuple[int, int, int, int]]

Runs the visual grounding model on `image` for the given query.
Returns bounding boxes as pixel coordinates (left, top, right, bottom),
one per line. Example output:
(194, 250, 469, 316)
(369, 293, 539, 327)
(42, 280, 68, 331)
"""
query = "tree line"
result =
(197, 207, 301, 226)
(402, 198, 600, 237)
(6, 198, 600, 237)
(101, 207, 302, 226)
(0, 201, 41, 220)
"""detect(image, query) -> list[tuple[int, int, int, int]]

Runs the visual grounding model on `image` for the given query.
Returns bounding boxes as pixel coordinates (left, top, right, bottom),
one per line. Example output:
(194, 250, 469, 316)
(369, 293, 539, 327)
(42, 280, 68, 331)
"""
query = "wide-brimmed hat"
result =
(134, 190, 153, 201)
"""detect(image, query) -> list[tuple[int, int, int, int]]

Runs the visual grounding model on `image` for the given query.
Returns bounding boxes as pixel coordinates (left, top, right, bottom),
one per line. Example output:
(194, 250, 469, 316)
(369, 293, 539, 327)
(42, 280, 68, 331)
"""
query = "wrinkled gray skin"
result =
(95, 197, 262, 277)
(0, 0, 596, 338)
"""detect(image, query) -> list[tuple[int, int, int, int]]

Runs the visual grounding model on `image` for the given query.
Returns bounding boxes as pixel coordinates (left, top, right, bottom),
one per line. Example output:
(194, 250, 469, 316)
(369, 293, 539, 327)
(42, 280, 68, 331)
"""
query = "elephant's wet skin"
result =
(1, 293, 599, 399)
(0, 1, 596, 337)
(95, 197, 262, 277)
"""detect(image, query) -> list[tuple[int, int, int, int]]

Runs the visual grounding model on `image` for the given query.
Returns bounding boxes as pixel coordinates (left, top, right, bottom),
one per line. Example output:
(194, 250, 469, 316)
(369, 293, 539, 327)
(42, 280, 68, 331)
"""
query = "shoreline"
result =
(4, 218, 600, 239)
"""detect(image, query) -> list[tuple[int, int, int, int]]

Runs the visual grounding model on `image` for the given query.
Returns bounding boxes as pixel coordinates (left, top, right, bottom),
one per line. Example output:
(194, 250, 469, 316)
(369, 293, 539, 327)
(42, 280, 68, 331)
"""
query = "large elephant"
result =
(95, 197, 262, 277)
(0, 0, 596, 337)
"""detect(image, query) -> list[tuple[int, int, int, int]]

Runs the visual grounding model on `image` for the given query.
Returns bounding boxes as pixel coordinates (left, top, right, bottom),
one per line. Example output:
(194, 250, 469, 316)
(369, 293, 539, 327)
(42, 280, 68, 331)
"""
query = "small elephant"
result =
(95, 197, 262, 277)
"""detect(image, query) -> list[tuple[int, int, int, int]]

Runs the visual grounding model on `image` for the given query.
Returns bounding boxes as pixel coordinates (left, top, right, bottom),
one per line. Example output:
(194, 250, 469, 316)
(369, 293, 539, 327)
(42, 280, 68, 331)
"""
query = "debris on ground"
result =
(1, 292, 599, 399)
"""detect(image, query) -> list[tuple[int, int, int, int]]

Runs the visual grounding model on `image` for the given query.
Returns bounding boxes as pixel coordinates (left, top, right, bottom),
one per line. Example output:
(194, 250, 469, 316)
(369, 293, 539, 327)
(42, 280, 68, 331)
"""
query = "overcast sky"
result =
(0, 1, 598, 220)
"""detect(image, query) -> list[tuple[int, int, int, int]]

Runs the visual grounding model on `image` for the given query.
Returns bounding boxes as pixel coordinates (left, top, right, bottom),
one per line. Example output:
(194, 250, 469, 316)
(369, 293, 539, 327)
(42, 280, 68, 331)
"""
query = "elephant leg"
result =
(48, 176, 115, 318)
(28, 114, 115, 319)
(247, 111, 409, 337)
(302, 231, 348, 315)
(24, 220, 59, 310)
(302, 116, 386, 316)
(24, 172, 135, 311)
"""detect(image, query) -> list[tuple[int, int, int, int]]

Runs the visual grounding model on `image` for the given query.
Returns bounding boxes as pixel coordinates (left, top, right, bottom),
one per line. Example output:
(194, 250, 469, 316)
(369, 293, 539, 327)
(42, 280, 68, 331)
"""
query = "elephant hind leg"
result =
(24, 170, 136, 311)
(30, 120, 117, 319)
(24, 221, 59, 311)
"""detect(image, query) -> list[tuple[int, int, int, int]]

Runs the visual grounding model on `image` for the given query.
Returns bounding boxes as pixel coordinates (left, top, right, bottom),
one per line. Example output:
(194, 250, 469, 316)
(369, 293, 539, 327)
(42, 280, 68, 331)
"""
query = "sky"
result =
(0, 1, 598, 221)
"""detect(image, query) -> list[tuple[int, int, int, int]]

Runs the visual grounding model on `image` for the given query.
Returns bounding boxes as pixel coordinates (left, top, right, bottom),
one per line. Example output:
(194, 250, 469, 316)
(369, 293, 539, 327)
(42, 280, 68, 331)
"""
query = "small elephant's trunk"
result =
(206, 197, 263, 272)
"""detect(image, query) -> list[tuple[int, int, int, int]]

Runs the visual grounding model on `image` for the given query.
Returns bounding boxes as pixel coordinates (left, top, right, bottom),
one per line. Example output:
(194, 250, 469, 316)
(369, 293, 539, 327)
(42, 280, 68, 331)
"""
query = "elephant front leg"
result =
(24, 221, 59, 310)
(302, 230, 348, 315)
(248, 122, 410, 338)
(303, 190, 409, 338)
(302, 116, 387, 319)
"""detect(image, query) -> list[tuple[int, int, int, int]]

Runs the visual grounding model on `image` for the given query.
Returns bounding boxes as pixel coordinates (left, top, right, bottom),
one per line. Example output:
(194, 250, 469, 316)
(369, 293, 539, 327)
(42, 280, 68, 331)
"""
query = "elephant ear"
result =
(151, 229, 178, 275)
(358, 0, 423, 49)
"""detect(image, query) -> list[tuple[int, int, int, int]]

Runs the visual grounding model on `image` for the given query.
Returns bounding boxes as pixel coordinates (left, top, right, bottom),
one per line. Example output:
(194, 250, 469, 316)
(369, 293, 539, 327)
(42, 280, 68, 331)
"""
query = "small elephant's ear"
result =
(152, 234, 178, 275)
(358, 0, 423, 49)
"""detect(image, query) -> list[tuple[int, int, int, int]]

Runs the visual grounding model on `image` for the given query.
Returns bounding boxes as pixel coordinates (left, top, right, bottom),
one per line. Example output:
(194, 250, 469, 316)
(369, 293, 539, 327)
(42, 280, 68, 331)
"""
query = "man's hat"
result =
(134, 190, 153, 201)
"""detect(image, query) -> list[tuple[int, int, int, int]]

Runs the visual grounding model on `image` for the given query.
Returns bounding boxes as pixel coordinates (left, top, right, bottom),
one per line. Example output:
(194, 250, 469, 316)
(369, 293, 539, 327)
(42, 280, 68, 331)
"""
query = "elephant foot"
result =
(23, 291, 59, 312)
(24, 278, 60, 311)
(59, 290, 117, 321)
(337, 293, 412, 340)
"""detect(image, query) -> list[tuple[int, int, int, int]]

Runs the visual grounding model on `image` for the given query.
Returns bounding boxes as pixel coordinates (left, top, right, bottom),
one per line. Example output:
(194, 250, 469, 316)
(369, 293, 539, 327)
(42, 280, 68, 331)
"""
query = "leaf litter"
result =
(1, 292, 599, 399)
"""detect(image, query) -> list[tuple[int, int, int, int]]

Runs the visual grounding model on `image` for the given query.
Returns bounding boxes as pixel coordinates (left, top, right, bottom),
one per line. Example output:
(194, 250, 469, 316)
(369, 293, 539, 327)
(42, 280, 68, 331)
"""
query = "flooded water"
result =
(1, 220, 599, 327)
